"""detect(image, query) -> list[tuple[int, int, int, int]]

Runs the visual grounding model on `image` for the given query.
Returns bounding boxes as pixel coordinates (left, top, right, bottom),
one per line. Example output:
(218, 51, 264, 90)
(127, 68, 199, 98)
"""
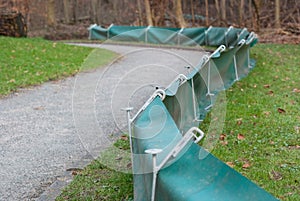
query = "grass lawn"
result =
(56, 43, 299, 201)
(204, 44, 300, 200)
(0, 37, 116, 96)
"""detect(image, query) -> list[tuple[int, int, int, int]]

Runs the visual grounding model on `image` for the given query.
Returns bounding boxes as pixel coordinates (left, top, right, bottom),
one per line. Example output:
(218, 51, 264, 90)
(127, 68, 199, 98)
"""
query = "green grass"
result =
(57, 43, 299, 201)
(56, 136, 134, 201)
(56, 160, 133, 201)
(206, 44, 300, 200)
(0, 37, 116, 96)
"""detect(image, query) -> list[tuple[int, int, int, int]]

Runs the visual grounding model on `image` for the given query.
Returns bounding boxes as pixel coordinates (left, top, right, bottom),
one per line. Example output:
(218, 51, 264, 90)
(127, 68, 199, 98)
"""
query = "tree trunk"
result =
(252, 0, 261, 32)
(239, 0, 244, 26)
(91, 0, 99, 23)
(72, 0, 78, 24)
(214, 0, 220, 25)
(137, 0, 143, 26)
(220, 0, 226, 22)
(175, 0, 186, 27)
(205, 0, 209, 26)
(63, 0, 71, 24)
(151, 0, 165, 26)
(275, 0, 280, 29)
(190, 0, 195, 26)
(249, 0, 252, 28)
(144, 0, 153, 26)
(112, 0, 120, 24)
(47, 0, 56, 27)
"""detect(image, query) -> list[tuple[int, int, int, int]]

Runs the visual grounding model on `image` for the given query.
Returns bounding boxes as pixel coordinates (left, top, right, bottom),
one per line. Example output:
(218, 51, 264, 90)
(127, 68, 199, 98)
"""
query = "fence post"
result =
(205, 26, 212, 46)
(107, 23, 114, 40)
(177, 28, 184, 45)
(145, 25, 151, 43)
(224, 26, 233, 47)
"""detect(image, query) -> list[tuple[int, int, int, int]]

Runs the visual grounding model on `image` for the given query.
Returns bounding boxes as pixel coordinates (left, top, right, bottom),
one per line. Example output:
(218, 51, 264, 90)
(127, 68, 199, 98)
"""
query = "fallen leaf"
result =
(127, 163, 132, 168)
(269, 170, 283, 181)
(268, 90, 274, 96)
(277, 108, 286, 113)
(237, 119, 243, 125)
(264, 84, 271, 88)
(220, 141, 228, 146)
(242, 163, 251, 168)
(292, 88, 300, 93)
(120, 135, 128, 141)
(237, 134, 245, 140)
(263, 111, 271, 116)
(287, 145, 300, 150)
(115, 157, 123, 161)
(219, 134, 226, 141)
(226, 162, 234, 168)
(8, 79, 16, 83)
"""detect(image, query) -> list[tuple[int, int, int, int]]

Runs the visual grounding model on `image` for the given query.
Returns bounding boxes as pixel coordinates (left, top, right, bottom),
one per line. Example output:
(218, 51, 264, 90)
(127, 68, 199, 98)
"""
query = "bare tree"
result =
(239, 0, 245, 26)
(214, 0, 220, 24)
(205, 0, 209, 26)
(91, 0, 100, 23)
(137, 0, 143, 26)
(144, 0, 153, 26)
(47, 0, 56, 27)
(252, 0, 261, 32)
(220, 0, 226, 23)
(275, 0, 280, 28)
(63, 0, 71, 24)
(175, 0, 186, 27)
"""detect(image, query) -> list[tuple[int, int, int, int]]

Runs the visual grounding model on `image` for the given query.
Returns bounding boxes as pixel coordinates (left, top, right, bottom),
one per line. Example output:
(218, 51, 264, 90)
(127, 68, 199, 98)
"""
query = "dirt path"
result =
(0, 44, 206, 200)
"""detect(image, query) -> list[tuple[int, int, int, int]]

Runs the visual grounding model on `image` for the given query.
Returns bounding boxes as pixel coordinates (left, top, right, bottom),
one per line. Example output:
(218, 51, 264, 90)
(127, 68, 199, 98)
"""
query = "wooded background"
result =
(0, 0, 299, 38)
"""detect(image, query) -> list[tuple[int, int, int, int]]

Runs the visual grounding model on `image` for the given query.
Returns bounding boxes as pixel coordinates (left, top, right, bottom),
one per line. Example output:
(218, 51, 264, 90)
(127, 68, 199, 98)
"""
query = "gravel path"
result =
(0, 44, 206, 200)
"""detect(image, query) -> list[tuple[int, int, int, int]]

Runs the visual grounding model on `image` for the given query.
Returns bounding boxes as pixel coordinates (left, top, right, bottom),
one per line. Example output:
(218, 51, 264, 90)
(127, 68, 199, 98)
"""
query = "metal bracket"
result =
(145, 127, 205, 201)
(145, 25, 152, 43)
(130, 89, 166, 123)
(205, 26, 213, 46)
(107, 23, 114, 39)
(177, 27, 184, 45)
(224, 26, 233, 47)
(233, 39, 246, 81)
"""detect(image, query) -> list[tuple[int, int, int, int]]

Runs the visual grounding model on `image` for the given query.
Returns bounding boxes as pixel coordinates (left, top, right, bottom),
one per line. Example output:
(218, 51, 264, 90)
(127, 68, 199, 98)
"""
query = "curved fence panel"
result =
(90, 24, 278, 201)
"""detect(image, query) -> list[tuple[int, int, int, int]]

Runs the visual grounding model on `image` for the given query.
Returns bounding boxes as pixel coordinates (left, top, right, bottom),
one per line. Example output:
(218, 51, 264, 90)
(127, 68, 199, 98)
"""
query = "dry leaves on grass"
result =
(277, 108, 286, 114)
(242, 163, 251, 169)
(292, 88, 300, 93)
(120, 135, 128, 141)
(269, 170, 283, 181)
(219, 134, 228, 146)
(267, 90, 274, 96)
(219, 134, 226, 141)
(236, 118, 243, 125)
(237, 134, 245, 140)
(226, 162, 235, 168)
